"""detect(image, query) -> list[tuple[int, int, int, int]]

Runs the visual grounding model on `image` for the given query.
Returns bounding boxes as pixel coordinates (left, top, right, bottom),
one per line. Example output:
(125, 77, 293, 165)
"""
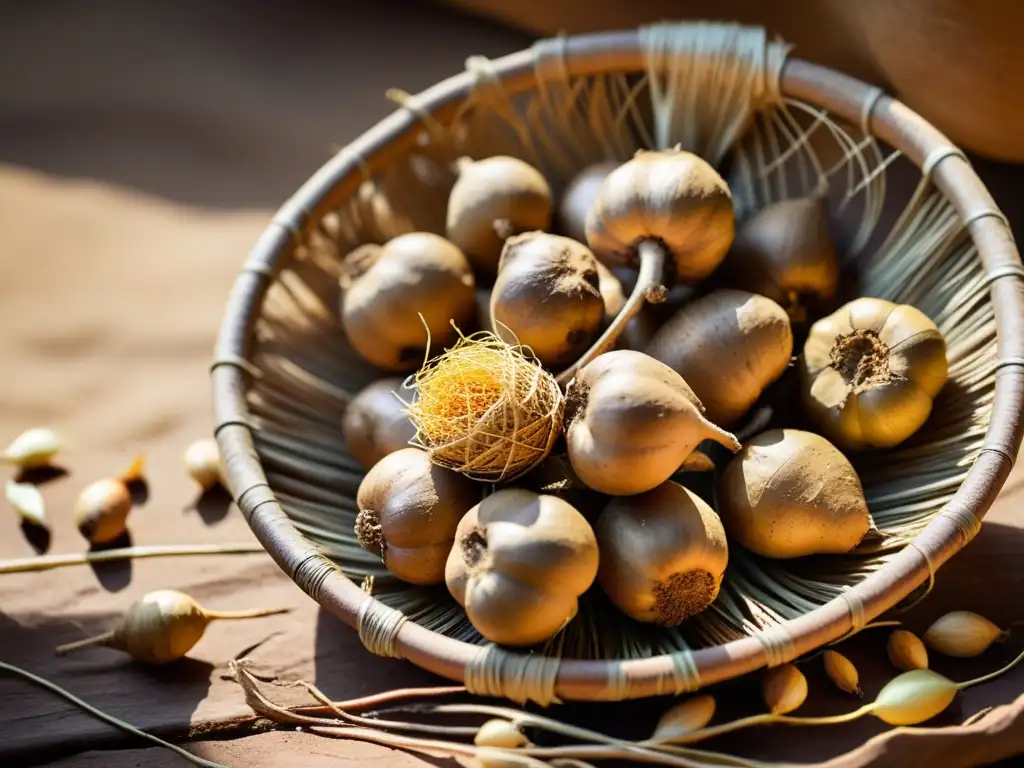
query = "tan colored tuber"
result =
(801, 297, 948, 450)
(355, 448, 479, 585)
(565, 350, 740, 496)
(763, 664, 807, 714)
(721, 197, 839, 324)
(556, 148, 735, 384)
(595, 481, 728, 625)
(74, 456, 145, 545)
(823, 649, 863, 697)
(557, 161, 618, 243)
(718, 429, 872, 559)
(55, 589, 287, 664)
(923, 611, 1009, 658)
(342, 377, 417, 470)
(888, 630, 929, 671)
(446, 156, 553, 282)
(490, 231, 604, 367)
(646, 289, 794, 427)
(340, 232, 476, 372)
(2, 427, 62, 469)
(445, 488, 598, 646)
(183, 438, 223, 491)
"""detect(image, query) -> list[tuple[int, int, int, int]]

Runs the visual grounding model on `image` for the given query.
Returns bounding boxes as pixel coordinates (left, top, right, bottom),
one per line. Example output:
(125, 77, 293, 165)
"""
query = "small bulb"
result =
(74, 478, 131, 544)
(651, 694, 716, 741)
(924, 611, 1008, 658)
(763, 663, 807, 715)
(6, 480, 47, 528)
(2, 427, 61, 469)
(888, 630, 929, 671)
(474, 719, 528, 749)
(823, 650, 862, 697)
(184, 438, 223, 491)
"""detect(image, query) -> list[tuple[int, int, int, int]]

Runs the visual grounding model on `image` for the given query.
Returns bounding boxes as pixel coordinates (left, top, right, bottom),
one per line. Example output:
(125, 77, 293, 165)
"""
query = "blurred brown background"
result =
(0, 2, 1022, 767)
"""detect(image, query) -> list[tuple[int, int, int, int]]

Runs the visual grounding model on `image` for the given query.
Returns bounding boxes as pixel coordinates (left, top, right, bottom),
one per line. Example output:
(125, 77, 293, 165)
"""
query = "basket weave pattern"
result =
(213, 24, 1024, 703)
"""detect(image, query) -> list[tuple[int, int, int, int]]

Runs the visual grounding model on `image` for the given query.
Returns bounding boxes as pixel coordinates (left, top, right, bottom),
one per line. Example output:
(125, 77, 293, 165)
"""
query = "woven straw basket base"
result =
(213, 23, 1024, 704)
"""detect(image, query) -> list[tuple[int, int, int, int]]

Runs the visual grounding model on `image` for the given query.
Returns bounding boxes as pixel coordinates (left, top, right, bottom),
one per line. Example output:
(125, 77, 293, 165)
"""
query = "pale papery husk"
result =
(585, 147, 734, 283)
(800, 296, 949, 451)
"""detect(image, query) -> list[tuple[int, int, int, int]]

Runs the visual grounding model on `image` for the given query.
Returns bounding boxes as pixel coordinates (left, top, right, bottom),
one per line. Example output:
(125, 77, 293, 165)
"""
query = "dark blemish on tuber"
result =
(461, 527, 488, 568)
(830, 330, 893, 392)
(653, 569, 717, 627)
(355, 509, 385, 556)
(562, 379, 590, 427)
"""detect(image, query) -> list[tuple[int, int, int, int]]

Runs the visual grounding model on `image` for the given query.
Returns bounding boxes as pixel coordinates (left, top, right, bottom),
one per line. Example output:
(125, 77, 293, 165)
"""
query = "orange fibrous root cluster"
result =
(405, 329, 563, 482)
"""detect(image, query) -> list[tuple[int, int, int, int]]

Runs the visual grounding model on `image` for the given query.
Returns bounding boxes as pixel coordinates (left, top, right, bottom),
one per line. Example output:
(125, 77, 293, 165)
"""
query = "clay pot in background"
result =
(839, 1, 1024, 163)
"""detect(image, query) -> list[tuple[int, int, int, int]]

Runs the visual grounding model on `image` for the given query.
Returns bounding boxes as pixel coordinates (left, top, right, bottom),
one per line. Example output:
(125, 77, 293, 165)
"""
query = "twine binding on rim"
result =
(995, 356, 1024, 372)
(755, 625, 797, 668)
(985, 263, 1024, 285)
(668, 649, 701, 694)
(240, 264, 276, 281)
(938, 503, 984, 545)
(838, 589, 868, 633)
(210, 355, 263, 379)
(903, 540, 938, 605)
(292, 553, 338, 600)
(963, 207, 1012, 232)
(357, 598, 407, 659)
(921, 146, 969, 177)
(465, 645, 562, 706)
(859, 86, 885, 135)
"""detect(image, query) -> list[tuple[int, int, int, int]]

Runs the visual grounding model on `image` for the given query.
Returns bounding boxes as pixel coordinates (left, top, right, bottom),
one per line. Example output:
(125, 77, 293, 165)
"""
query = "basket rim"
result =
(212, 25, 1024, 702)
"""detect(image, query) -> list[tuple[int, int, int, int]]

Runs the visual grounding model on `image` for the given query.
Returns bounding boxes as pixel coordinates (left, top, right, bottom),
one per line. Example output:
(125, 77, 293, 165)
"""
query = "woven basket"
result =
(212, 23, 1024, 705)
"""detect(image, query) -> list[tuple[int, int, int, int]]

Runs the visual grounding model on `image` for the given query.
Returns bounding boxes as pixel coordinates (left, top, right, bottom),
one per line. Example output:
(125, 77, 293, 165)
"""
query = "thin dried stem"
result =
(0, 660, 226, 768)
(556, 239, 667, 386)
(204, 607, 291, 621)
(0, 543, 265, 574)
(56, 631, 116, 655)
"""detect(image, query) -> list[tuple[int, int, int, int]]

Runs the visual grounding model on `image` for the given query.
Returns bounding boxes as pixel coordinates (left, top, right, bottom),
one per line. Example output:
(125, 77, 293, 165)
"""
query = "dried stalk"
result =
(0, 660, 226, 768)
(0, 543, 265, 574)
